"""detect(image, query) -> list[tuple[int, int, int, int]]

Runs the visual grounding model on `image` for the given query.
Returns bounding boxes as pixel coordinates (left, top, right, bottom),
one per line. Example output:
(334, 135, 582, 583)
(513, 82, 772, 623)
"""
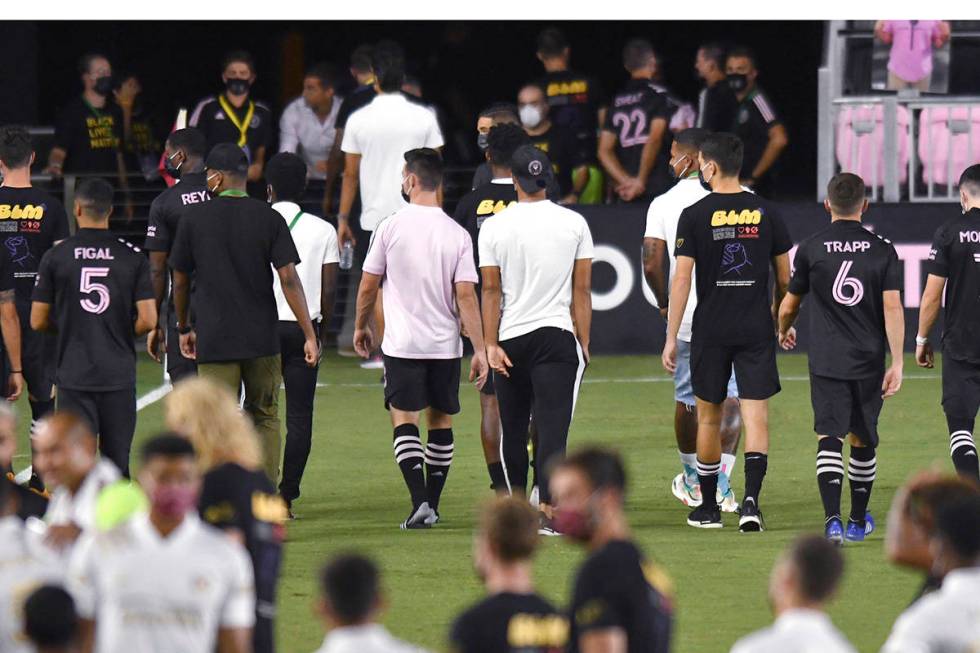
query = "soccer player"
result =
(354, 148, 487, 529)
(68, 434, 255, 653)
(31, 178, 156, 476)
(881, 494, 980, 652)
(449, 497, 568, 653)
(480, 145, 592, 534)
(662, 132, 793, 532)
(145, 127, 210, 382)
(0, 402, 47, 519)
(778, 173, 904, 543)
(23, 585, 79, 653)
(916, 163, 980, 481)
(730, 535, 855, 653)
(644, 127, 743, 513)
(550, 447, 673, 653)
(0, 125, 69, 430)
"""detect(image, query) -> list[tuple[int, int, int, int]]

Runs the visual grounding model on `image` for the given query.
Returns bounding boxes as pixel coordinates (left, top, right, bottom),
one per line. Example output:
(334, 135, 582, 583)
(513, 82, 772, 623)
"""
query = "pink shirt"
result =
(882, 20, 944, 82)
(363, 204, 478, 359)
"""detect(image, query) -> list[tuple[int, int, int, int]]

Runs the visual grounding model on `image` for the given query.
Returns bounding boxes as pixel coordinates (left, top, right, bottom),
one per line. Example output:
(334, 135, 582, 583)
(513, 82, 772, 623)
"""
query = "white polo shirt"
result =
(279, 96, 342, 180)
(880, 567, 980, 653)
(313, 624, 428, 653)
(271, 201, 339, 322)
(67, 512, 255, 653)
(44, 459, 120, 532)
(0, 516, 64, 653)
(730, 609, 857, 653)
(478, 200, 593, 342)
(341, 93, 444, 231)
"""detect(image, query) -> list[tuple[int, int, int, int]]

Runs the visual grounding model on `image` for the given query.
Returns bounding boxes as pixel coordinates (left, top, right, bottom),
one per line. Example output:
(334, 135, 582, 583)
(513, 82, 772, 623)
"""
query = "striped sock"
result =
(696, 458, 721, 508)
(847, 446, 877, 525)
(816, 438, 845, 519)
(393, 424, 427, 510)
(949, 430, 980, 480)
(424, 429, 454, 512)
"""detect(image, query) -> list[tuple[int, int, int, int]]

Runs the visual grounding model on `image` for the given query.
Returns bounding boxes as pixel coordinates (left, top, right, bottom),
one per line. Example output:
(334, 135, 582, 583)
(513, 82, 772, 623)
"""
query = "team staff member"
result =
(644, 128, 742, 513)
(279, 63, 341, 181)
(449, 497, 568, 653)
(550, 448, 673, 653)
(726, 48, 788, 195)
(170, 143, 319, 483)
(354, 149, 487, 529)
(145, 127, 210, 382)
(599, 39, 673, 203)
(470, 102, 520, 190)
(518, 83, 587, 203)
(266, 152, 339, 512)
(695, 43, 737, 132)
(323, 44, 374, 216)
(917, 163, 980, 481)
(454, 124, 527, 493)
(480, 145, 592, 534)
(663, 133, 793, 532)
(189, 50, 273, 183)
(32, 179, 156, 477)
(778, 173, 904, 543)
(0, 126, 65, 425)
(68, 434, 256, 653)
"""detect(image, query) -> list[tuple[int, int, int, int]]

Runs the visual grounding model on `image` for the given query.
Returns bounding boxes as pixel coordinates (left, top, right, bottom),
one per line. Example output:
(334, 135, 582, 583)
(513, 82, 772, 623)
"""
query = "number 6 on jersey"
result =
(832, 260, 864, 306)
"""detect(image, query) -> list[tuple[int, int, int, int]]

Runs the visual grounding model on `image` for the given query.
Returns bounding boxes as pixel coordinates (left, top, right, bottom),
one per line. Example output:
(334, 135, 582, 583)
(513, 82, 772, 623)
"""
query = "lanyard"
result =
(218, 189, 248, 198)
(218, 95, 255, 147)
(288, 209, 303, 231)
(83, 98, 105, 120)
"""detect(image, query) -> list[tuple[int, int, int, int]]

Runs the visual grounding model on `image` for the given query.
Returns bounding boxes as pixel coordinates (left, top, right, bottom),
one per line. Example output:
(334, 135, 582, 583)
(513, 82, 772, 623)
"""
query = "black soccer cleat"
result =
(400, 502, 434, 530)
(738, 498, 765, 533)
(686, 503, 723, 529)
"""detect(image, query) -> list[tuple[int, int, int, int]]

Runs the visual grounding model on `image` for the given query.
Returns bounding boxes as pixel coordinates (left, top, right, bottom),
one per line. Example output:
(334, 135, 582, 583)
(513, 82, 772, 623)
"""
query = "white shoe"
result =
(529, 486, 540, 508)
(400, 502, 434, 529)
(360, 356, 384, 370)
(717, 487, 739, 513)
(13, 466, 32, 486)
(671, 473, 703, 507)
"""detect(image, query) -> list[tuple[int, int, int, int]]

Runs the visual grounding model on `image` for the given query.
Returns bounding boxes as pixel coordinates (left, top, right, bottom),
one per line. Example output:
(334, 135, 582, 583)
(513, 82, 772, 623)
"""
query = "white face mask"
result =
(206, 173, 221, 194)
(520, 104, 543, 129)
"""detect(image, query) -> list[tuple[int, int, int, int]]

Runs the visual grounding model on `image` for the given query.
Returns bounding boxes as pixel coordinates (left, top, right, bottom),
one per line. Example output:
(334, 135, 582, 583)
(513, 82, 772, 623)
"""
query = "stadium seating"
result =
(835, 103, 911, 187)
(918, 105, 980, 187)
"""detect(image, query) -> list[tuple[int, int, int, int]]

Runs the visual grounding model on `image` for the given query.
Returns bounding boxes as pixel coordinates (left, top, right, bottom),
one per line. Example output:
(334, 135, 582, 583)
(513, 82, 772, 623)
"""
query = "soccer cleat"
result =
(738, 499, 765, 533)
(538, 512, 559, 537)
(686, 503, 723, 529)
(864, 511, 875, 536)
(844, 519, 866, 543)
(671, 473, 703, 507)
(424, 510, 441, 526)
(825, 516, 844, 545)
(529, 485, 540, 509)
(717, 486, 739, 513)
(360, 355, 384, 370)
(399, 502, 434, 530)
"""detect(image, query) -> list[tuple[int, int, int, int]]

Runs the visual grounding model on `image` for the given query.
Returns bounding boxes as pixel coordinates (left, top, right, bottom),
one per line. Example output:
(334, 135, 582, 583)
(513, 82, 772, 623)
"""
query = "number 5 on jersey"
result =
(832, 260, 864, 306)
(80, 267, 111, 314)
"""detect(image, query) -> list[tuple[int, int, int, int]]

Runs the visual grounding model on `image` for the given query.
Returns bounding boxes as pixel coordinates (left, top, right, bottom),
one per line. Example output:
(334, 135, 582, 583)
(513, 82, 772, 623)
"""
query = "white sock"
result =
(679, 451, 698, 481)
(721, 453, 737, 478)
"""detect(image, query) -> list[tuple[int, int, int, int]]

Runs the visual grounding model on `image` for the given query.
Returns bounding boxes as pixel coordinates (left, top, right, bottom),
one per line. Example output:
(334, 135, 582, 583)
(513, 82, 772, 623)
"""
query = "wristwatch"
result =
(915, 335, 929, 346)
(177, 324, 193, 335)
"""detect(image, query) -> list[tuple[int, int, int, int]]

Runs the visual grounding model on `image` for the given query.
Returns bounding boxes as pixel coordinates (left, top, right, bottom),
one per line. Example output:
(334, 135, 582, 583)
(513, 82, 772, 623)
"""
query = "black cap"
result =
(205, 143, 249, 174)
(511, 145, 554, 194)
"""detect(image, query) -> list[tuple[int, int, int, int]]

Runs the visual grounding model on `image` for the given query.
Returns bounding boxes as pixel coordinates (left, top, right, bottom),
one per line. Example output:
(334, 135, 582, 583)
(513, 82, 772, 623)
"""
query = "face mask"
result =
(553, 506, 593, 542)
(225, 78, 251, 96)
(164, 151, 183, 179)
(669, 155, 689, 181)
(477, 132, 489, 152)
(400, 176, 412, 203)
(727, 73, 749, 93)
(519, 105, 543, 129)
(698, 163, 714, 192)
(207, 173, 221, 194)
(93, 75, 114, 97)
(150, 484, 197, 519)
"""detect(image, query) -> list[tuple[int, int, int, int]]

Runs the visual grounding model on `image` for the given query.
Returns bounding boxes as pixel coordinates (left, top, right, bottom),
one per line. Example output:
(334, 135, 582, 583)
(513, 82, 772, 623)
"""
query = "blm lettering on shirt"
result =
(85, 115, 119, 150)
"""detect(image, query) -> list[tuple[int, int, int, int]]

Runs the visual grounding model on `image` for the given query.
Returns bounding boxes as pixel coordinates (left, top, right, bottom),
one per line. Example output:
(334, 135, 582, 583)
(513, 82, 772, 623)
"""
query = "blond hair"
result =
(164, 377, 263, 471)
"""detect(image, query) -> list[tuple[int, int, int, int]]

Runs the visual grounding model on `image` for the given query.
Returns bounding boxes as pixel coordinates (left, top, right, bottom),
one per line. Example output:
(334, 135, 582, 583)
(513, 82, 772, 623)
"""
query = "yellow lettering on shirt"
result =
(710, 209, 762, 227)
(547, 80, 588, 97)
(0, 204, 44, 220)
(85, 115, 119, 150)
(476, 199, 515, 216)
(507, 614, 569, 648)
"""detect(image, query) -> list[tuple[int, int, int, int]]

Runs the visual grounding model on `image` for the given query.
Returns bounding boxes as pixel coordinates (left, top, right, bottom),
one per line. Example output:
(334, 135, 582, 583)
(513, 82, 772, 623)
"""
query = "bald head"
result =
(33, 413, 97, 492)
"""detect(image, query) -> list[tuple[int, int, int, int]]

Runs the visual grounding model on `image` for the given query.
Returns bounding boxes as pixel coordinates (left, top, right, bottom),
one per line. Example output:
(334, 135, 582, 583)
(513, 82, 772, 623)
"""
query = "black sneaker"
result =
(686, 503, 723, 528)
(400, 502, 434, 530)
(538, 512, 559, 536)
(738, 498, 765, 533)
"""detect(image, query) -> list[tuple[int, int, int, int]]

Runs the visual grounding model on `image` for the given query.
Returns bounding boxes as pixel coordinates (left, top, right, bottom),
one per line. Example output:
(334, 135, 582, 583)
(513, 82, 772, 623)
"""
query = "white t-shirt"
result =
(478, 200, 594, 342)
(341, 93, 444, 231)
(67, 512, 255, 653)
(880, 567, 980, 653)
(0, 516, 64, 653)
(271, 201, 339, 322)
(278, 96, 342, 180)
(730, 609, 857, 653)
(44, 459, 120, 532)
(313, 624, 428, 653)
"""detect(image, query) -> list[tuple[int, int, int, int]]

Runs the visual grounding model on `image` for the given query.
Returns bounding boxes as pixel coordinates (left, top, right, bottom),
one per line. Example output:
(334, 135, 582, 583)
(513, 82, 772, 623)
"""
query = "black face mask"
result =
(93, 76, 114, 97)
(727, 73, 749, 93)
(698, 168, 713, 192)
(477, 132, 489, 152)
(225, 78, 251, 96)
(164, 152, 182, 179)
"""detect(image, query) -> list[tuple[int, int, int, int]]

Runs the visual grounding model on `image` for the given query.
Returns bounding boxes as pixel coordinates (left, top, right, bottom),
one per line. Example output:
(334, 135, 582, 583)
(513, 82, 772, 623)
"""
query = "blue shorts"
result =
(675, 339, 738, 406)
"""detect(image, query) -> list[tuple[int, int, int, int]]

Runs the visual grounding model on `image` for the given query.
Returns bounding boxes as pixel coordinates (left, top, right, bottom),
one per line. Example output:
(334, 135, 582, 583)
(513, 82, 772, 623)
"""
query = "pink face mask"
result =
(150, 484, 197, 518)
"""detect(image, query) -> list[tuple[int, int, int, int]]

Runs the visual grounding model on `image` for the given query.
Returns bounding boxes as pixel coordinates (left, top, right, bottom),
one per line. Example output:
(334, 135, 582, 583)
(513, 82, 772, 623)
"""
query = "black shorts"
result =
(691, 338, 780, 404)
(383, 355, 461, 414)
(480, 368, 495, 396)
(810, 373, 884, 447)
(941, 354, 980, 420)
(21, 325, 56, 400)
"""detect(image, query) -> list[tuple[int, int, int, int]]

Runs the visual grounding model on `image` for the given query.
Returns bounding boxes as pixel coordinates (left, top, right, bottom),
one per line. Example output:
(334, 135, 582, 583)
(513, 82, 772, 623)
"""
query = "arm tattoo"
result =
(0, 289, 14, 304)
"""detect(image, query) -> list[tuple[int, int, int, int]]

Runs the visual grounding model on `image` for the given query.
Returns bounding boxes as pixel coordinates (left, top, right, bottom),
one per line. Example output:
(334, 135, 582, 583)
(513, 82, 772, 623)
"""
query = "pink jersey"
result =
(882, 20, 944, 83)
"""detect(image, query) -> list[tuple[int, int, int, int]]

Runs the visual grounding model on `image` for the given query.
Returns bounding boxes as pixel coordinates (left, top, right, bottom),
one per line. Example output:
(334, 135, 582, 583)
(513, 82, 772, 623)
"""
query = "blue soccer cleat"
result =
(864, 511, 875, 536)
(844, 519, 865, 542)
(825, 516, 844, 545)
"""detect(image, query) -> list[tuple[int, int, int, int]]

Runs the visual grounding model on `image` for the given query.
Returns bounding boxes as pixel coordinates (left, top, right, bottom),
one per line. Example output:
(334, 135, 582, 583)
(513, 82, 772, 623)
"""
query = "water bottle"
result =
(339, 241, 354, 271)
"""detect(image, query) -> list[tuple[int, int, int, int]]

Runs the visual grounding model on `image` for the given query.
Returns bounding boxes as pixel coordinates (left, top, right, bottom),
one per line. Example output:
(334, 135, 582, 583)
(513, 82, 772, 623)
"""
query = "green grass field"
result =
(13, 352, 952, 653)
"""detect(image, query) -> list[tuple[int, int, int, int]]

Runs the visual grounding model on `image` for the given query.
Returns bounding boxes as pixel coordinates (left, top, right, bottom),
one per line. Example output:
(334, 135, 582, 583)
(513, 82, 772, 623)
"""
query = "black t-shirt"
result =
(6, 476, 48, 521)
(924, 208, 980, 364)
(169, 195, 300, 363)
(53, 96, 123, 174)
(199, 462, 285, 653)
(569, 540, 673, 653)
(529, 124, 588, 197)
(539, 70, 606, 160)
(697, 83, 738, 132)
(450, 592, 568, 653)
(790, 220, 902, 379)
(0, 186, 70, 312)
(189, 94, 274, 162)
(675, 191, 793, 345)
(602, 79, 673, 196)
(335, 83, 377, 131)
(454, 180, 517, 269)
(32, 229, 153, 391)
(145, 173, 211, 254)
(731, 88, 781, 182)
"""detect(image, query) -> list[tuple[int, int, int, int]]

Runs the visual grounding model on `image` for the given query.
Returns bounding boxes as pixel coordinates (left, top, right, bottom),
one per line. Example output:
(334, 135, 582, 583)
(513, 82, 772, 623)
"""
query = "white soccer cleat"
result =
(717, 487, 739, 513)
(671, 473, 703, 507)
(529, 485, 540, 508)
